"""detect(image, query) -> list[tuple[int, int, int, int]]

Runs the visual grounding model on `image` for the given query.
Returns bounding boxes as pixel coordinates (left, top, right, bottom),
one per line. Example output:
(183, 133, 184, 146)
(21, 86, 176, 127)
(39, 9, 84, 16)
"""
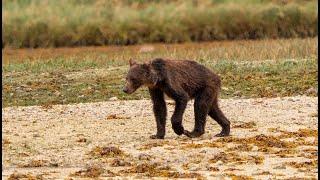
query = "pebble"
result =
(109, 97, 118, 101)
(33, 134, 40, 137)
(274, 165, 286, 169)
(233, 91, 241, 96)
(305, 87, 317, 95)
(138, 153, 152, 160)
(288, 98, 295, 102)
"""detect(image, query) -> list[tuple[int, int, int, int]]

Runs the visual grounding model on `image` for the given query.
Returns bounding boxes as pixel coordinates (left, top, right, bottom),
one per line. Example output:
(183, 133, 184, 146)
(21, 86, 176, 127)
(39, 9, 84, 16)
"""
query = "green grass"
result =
(2, 57, 317, 107)
(3, 38, 317, 107)
(2, 0, 318, 48)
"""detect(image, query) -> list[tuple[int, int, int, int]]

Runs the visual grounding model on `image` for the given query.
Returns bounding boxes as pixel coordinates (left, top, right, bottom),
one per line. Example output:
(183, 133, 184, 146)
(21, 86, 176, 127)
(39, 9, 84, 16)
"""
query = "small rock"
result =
(274, 165, 286, 169)
(54, 91, 61, 96)
(25, 88, 33, 92)
(309, 112, 318, 117)
(138, 154, 152, 160)
(222, 87, 229, 91)
(288, 98, 295, 102)
(254, 99, 263, 104)
(233, 91, 241, 96)
(138, 46, 155, 53)
(207, 166, 219, 171)
(110, 158, 127, 167)
(252, 146, 259, 151)
(200, 150, 207, 153)
(109, 97, 118, 101)
(33, 134, 40, 138)
(189, 166, 201, 171)
(49, 162, 59, 167)
(305, 87, 317, 95)
(77, 138, 87, 143)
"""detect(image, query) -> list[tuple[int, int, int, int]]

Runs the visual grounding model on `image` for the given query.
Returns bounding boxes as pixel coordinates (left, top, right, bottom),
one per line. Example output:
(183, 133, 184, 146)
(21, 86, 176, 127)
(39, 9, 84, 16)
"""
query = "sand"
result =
(2, 96, 318, 179)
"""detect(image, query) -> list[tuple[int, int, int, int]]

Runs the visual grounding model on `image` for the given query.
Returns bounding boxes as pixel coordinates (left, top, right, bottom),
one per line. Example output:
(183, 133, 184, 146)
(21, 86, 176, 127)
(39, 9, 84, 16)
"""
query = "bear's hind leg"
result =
(184, 88, 212, 138)
(208, 99, 230, 137)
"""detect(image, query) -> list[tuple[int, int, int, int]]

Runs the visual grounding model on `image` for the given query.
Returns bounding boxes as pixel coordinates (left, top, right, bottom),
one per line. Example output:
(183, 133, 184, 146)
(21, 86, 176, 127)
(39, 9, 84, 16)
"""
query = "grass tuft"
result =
(2, 38, 317, 107)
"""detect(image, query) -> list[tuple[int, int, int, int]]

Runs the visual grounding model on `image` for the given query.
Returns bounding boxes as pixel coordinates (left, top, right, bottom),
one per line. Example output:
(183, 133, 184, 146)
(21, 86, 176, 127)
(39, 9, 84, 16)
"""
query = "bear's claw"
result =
(214, 131, 230, 137)
(150, 135, 164, 139)
(183, 130, 203, 138)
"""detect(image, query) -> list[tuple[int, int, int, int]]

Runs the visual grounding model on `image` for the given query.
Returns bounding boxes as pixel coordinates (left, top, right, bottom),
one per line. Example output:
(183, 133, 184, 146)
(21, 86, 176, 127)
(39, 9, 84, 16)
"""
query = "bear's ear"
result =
(129, 59, 137, 67)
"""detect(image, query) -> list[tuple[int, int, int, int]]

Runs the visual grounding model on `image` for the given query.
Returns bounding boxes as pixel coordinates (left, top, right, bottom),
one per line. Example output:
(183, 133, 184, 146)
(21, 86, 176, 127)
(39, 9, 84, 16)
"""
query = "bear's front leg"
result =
(171, 98, 188, 135)
(149, 88, 167, 139)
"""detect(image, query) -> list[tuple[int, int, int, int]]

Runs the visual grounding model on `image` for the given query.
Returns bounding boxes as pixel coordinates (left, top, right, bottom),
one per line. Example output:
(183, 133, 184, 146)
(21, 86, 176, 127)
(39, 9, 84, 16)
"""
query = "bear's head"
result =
(123, 59, 158, 94)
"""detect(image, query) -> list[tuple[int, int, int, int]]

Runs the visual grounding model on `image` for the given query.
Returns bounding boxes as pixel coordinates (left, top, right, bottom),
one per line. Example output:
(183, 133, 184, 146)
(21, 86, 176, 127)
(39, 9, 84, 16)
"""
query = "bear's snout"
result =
(123, 87, 129, 94)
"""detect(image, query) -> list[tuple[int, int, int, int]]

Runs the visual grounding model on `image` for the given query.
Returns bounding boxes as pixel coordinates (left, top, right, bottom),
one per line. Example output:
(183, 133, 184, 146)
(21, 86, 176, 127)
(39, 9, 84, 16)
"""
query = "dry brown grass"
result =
(3, 38, 317, 64)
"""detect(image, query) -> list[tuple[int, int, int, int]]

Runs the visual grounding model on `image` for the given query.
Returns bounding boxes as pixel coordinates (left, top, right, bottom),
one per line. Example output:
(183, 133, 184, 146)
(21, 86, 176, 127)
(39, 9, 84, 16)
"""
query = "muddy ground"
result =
(2, 96, 318, 179)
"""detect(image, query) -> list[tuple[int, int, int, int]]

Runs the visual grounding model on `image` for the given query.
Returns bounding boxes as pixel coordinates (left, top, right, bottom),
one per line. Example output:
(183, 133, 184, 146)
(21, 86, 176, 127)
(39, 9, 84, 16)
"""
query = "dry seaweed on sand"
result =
(232, 121, 256, 129)
(209, 152, 264, 165)
(8, 172, 44, 180)
(278, 129, 318, 138)
(119, 163, 204, 179)
(70, 165, 108, 178)
(88, 146, 126, 158)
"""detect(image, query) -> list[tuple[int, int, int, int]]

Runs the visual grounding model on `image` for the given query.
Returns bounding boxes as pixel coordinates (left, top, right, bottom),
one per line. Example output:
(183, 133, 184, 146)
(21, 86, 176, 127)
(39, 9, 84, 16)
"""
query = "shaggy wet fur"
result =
(123, 58, 230, 139)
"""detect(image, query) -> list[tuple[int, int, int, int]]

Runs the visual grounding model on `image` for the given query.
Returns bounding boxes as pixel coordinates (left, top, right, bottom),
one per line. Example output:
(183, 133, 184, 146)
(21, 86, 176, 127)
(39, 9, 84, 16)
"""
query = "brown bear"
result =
(123, 58, 230, 139)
